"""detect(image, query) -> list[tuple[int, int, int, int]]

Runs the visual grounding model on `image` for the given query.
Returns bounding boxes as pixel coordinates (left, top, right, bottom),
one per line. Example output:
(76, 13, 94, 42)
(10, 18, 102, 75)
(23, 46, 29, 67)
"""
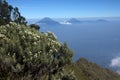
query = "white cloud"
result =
(110, 57, 120, 67)
(110, 57, 120, 74)
(60, 21, 72, 25)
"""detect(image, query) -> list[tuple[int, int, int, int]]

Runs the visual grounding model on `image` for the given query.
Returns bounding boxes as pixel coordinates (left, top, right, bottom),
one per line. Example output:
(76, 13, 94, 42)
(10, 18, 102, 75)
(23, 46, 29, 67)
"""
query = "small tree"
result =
(29, 24, 40, 31)
(0, 0, 27, 25)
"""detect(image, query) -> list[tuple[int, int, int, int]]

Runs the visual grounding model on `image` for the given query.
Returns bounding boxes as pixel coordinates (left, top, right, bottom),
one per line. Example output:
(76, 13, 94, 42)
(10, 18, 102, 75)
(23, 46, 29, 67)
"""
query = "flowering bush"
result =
(0, 22, 75, 80)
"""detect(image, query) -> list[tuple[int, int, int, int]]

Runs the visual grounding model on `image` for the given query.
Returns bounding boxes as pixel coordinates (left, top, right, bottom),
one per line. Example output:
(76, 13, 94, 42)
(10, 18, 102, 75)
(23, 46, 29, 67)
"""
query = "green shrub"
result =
(0, 22, 75, 80)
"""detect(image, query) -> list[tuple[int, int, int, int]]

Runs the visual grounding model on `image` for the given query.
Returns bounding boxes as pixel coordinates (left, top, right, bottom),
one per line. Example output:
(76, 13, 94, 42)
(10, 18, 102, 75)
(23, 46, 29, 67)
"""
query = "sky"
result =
(7, 0, 120, 19)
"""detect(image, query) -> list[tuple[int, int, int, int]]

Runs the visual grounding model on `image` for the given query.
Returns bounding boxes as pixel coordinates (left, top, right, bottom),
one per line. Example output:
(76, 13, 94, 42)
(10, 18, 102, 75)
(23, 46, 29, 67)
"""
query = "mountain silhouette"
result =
(37, 17, 60, 25)
(65, 18, 81, 24)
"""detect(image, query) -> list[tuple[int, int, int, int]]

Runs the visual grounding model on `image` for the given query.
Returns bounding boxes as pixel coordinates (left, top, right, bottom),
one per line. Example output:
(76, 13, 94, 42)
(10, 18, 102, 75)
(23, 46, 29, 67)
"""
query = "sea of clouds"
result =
(110, 57, 120, 74)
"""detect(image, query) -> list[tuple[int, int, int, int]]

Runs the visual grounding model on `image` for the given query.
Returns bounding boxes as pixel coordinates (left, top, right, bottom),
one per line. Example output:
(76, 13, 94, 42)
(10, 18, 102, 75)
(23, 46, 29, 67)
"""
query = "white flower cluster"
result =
(0, 22, 65, 63)
(24, 30, 40, 41)
(0, 34, 6, 38)
(47, 31, 57, 39)
(9, 22, 17, 26)
(47, 38, 61, 47)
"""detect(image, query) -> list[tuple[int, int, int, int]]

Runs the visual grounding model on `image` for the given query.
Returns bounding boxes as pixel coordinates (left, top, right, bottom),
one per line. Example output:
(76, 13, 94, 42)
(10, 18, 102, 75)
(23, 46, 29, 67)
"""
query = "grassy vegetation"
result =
(65, 58, 120, 80)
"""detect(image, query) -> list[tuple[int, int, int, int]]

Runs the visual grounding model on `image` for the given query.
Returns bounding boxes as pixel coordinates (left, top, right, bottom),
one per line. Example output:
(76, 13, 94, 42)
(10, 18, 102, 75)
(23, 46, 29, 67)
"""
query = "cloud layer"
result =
(110, 57, 120, 67)
(110, 57, 120, 74)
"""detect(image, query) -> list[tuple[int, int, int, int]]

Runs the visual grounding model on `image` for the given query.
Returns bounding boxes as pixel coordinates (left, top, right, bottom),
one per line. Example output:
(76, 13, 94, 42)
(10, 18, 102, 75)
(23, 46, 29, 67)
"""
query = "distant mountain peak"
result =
(96, 19, 108, 22)
(65, 18, 81, 24)
(40, 17, 53, 21)
(37, 17, 60, 25)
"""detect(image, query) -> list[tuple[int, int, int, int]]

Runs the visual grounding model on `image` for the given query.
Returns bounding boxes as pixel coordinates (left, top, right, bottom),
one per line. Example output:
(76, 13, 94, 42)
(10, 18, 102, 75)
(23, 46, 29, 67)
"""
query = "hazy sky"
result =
(7, 0, 120, 19)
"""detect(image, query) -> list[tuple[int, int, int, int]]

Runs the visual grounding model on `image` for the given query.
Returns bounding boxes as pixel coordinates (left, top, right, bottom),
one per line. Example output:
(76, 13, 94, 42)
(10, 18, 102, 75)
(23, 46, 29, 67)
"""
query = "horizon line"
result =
(26, 16, 120, 19)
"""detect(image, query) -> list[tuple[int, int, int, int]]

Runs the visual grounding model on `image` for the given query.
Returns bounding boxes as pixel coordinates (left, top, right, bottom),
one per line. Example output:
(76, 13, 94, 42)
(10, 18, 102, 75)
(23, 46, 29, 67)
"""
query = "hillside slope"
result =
(65, 58, 120, 80)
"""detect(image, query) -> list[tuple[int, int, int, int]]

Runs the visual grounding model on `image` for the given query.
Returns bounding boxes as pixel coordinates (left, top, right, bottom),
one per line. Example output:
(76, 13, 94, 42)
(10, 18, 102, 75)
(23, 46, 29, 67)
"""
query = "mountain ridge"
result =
(65, 58, 120, 80)
(30, 17, 109, 25)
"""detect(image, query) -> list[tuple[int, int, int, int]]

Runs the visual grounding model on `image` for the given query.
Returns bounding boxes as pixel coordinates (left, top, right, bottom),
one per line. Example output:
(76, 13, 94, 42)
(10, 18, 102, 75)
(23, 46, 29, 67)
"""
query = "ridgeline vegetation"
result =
(0, 0, 120, 80)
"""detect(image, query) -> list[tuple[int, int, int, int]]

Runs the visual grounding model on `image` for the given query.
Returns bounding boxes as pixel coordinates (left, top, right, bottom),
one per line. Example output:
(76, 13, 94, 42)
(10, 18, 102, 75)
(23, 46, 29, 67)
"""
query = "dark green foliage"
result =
(0, 0, 27, 25)
(29, 24, 40, 31)
(0, 22, 75, 80)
